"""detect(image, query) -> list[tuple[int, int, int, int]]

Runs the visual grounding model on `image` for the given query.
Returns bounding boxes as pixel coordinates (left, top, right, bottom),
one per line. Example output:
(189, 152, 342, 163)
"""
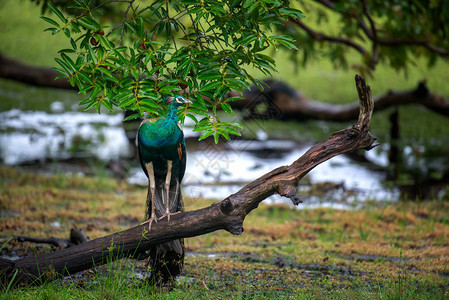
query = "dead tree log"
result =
(0, 54, 74, 90)
(16, 228, 89, 249)
(0, 75, 376, 287)
(1, 75, 376, 285)
(227, 80, 449, 121)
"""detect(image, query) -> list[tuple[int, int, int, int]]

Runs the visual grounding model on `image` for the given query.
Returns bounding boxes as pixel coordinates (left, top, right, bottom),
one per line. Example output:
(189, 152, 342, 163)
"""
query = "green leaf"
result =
(61, 53, 76, 71)
(217, 128, 231, 140)
(97, 35, 113, 49)
(80, 97, 94, 105)
(220, 126, 241, 136)
(176, 58, 192, 72)
(84, 98, 97, 111)
(247, 2, 259, 15)
(243, 0, 255, 9)
(119, 95, 136, 108)
(58, 49, 76, 54)
(198, 73, 222, 80)
(55, 58, 73, 75)
(62, 28, 70, 38)
(213, 131, 219, 144)
(221, 102, 233, 114)
(186, 113, 198, 123)
(123, 113, 142, 121)
(102, 99, 113, 111)
(198, 130, 214, 141)
(40, 16, 59, 27)
(200, 81, 222, 92)
(48, 3, 67, 23)
(70, 22, 81, 33)
(89, 86, 102, 100)
(279, 8, 305, 19)
(193, 118, 213, 131)
(87, 44, 97, 64)
(219, 121, 243, 128)
(77, 72, 94, 85)
(50, 66, 69, 77)
(270, 35, 298, 50)
(70, 38, 77, 50)
(77, 17, 98, 30)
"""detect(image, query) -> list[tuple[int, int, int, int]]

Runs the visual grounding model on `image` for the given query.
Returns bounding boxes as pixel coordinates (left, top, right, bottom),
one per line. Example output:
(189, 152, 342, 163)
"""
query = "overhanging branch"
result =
(289, 18, 368, 56)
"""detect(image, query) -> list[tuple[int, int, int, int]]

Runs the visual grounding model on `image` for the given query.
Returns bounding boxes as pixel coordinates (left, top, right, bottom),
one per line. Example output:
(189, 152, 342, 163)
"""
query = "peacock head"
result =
(168, 95, 192, 107)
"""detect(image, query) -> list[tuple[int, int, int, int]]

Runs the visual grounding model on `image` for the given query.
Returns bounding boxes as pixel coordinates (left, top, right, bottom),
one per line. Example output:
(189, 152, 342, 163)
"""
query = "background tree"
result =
(285, 0, 449, 76)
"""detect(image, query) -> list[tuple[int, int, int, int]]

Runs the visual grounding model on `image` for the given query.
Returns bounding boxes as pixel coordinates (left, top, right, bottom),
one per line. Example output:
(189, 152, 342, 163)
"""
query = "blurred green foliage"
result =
(288, 0, 449, 76)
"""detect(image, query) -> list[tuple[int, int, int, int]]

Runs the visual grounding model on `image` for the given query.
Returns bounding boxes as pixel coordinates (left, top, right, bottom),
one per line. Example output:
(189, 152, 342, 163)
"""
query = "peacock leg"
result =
(140, 162, 158, 230)
(159, 160, 181, 222)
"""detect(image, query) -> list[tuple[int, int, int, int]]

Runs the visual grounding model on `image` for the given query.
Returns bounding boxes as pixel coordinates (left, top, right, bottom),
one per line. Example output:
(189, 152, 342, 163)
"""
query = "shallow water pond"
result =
(0, 108, 399, 207)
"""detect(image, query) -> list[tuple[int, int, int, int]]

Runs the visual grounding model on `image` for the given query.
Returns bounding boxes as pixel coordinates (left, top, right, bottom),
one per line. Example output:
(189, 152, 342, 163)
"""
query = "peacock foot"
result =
(140, 214, 158, 231)
(158, 211, 182, 222)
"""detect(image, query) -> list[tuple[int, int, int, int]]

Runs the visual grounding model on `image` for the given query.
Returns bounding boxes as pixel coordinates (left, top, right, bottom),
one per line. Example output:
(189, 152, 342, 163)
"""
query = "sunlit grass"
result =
(0, 0, 68, 67)
(1, 167, 448, 298)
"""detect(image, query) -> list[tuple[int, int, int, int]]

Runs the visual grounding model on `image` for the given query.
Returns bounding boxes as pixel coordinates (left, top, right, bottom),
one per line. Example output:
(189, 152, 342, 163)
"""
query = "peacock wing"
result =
(137, 117, 163, 178)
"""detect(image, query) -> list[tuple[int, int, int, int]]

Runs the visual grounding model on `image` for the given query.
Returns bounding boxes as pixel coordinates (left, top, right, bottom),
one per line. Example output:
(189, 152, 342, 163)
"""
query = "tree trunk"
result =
(0, 75, 376, 287)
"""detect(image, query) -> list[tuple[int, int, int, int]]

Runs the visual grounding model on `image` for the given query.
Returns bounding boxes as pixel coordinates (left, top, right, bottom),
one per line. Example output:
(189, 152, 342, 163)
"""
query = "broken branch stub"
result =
(355, 74, 374, 129)
(0, 75, 376, 287)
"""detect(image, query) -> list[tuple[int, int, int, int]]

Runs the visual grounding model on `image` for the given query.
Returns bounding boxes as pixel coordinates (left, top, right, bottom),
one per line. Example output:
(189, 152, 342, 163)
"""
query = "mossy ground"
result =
(1, 167, 448, 299)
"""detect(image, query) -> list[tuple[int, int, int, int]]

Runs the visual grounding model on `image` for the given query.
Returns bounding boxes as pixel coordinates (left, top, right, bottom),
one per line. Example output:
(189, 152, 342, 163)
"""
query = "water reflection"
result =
(1, 109, 398, 207)
(0, 109, 131, 164)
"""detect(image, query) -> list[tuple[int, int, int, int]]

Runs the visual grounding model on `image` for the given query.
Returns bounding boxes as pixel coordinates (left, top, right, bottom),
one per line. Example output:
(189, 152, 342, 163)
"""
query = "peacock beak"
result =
(184, 99, 192, 104)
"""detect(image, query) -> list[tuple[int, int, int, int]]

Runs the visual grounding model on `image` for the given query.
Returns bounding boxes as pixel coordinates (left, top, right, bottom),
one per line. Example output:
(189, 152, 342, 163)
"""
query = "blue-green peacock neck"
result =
(164, 101, 180, 125)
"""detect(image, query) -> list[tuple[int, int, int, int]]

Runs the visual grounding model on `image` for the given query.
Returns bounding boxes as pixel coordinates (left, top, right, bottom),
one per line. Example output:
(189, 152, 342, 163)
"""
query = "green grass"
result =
(1, 167, 448, 299)
(0, 0, 68, 67)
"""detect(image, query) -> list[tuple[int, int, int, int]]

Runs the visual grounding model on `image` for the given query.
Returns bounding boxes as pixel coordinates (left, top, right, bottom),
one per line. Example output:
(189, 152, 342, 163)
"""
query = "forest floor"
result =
(1, 166, 448, 299)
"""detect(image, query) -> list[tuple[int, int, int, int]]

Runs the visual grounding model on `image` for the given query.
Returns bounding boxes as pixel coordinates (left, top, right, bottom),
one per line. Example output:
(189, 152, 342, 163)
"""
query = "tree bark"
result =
(0, 75, 376, 287)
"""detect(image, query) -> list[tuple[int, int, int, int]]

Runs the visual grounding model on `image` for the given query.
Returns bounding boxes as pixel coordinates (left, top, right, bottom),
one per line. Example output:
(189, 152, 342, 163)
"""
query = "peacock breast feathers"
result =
(137, 116, 186, 181)
(138, 117, 184, 148)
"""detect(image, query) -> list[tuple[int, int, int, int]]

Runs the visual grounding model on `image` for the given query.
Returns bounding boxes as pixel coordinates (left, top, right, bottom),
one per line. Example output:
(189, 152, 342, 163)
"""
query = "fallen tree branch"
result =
(16, 228, 89, 249)
(227, 80, 449, 121)
(0, 75, 376, 287)
(289, 18, 368, 56)
(0, 54, 74, 90)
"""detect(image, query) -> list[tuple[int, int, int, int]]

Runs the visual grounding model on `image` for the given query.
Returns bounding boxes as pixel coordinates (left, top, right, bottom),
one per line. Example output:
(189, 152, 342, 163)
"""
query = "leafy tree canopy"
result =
(40, 0, 303, 143)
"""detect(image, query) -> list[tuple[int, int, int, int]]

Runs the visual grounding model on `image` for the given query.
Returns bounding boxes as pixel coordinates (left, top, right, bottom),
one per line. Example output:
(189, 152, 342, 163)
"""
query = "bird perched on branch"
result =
(137, 95, 191, 284)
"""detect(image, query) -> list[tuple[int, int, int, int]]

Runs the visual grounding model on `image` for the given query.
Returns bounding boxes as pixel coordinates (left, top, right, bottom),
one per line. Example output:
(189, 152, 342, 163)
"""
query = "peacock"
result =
(137, 95, 191, 284)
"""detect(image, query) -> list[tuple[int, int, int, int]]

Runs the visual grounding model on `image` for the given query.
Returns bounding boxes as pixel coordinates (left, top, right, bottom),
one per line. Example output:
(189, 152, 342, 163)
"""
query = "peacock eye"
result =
(176, 97, 183, 103)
